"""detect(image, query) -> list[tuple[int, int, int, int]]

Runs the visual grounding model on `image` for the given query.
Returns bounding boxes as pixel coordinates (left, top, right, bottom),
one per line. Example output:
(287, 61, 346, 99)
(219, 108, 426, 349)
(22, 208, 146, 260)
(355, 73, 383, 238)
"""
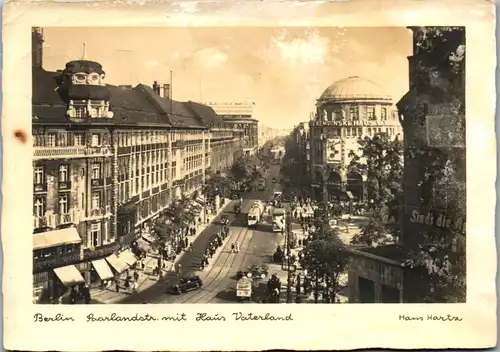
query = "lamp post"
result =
(286, 210, 293, 303)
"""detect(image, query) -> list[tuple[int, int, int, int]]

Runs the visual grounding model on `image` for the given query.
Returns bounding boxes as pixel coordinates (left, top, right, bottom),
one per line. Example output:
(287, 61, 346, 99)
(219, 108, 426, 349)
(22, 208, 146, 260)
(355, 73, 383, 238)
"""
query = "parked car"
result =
(168, 276, 203, 294)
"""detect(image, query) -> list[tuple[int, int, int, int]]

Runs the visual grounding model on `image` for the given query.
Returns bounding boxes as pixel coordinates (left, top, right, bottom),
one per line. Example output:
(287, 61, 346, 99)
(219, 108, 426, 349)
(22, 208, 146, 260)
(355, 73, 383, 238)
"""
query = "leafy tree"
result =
(230, 155, 259, 182)
(348, 133, 403, 205)
(203, 173, 233, 199)
(350, 209, 395, 247)
(302, 226, 349, 303)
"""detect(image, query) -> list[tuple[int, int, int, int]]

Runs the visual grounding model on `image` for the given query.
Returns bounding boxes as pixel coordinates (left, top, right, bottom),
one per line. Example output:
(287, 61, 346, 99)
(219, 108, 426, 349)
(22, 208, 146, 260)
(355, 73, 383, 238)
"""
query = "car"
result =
(220, 215, 230, 225)
(168, 276, 203, 294)
(236, 265, 269, 280)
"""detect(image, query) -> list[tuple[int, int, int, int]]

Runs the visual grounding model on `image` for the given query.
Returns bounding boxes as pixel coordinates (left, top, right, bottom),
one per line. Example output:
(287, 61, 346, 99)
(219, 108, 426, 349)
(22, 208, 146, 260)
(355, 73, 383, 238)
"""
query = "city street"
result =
(118, 165, 286, 304)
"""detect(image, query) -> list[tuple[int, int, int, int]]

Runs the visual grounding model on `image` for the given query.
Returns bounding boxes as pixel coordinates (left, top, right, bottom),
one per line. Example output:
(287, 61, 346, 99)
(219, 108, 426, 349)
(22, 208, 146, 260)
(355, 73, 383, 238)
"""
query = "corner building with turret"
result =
(31, 28, 244, 302)
(309, 76, 403, 202)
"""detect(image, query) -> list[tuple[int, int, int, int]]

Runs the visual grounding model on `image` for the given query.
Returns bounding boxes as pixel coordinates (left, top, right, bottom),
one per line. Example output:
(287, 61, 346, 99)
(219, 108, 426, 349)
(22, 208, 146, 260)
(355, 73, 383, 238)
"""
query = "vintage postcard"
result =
(2, 0, 497, 350)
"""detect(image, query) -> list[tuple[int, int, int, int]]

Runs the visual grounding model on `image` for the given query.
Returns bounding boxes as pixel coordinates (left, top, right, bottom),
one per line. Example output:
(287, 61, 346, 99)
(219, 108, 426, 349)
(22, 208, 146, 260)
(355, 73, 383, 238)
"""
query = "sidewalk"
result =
(91, 198, 232, 304)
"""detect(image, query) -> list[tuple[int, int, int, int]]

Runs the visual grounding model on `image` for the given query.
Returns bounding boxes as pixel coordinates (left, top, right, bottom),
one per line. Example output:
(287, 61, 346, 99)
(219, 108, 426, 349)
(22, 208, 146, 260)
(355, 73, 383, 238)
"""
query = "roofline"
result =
(345, 247, 404, 267)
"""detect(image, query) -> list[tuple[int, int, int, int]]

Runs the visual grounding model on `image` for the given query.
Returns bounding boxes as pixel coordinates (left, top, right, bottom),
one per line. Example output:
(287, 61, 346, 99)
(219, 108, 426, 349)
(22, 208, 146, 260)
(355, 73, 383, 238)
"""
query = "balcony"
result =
(83, 206, 112, 221)
(34, 183, 47, 193)
(91, 178, 104, 187)
(33, 145, 113, 161)
(58, 181, 72, 191)
(83, 242, 120, 260)
(33, 250, 82, 272)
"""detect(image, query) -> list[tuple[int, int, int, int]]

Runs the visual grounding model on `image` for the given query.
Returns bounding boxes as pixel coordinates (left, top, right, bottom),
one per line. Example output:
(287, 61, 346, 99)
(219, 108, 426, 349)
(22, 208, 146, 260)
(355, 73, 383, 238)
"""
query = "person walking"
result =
(235, 242, 240, 253)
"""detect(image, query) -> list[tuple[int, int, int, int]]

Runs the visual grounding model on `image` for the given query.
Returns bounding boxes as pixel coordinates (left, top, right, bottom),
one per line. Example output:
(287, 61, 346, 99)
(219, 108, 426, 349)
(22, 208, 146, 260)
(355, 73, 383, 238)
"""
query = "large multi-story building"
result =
(308, 76, 403, 202)
(346, 27, 466, 303)
(204, 102, 259, 156)
(31, 28, 243, 302)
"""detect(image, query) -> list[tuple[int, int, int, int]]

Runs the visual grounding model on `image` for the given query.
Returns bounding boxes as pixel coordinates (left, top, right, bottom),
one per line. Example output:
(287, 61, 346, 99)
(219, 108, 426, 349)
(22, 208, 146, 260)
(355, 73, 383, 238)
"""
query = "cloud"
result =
(269, 30, 330, 67)
(192, 47, 228, 69)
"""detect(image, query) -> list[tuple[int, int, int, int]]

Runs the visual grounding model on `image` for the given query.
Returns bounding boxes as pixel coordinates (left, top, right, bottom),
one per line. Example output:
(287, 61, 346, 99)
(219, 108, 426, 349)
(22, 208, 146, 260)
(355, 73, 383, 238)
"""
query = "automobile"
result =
(236, 265, 269, 280)
(234, 203, 241, 214)
(220, 215, 230, 225)
(168, 276, 203, 294)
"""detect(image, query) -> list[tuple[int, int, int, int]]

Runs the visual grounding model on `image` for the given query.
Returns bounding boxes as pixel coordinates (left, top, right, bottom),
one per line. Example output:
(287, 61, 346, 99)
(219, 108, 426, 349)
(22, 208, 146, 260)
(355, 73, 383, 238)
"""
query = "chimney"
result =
(32, 27, 44, 68)
(163, 84, 171, 99)
(152, 81, 160, 95)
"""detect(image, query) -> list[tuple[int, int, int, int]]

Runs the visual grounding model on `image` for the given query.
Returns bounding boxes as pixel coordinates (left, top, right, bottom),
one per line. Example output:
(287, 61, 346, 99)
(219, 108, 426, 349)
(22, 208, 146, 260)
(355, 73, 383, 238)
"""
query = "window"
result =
(59, 164, 69, 182)
(358, 128, 363, 136)
(34, 166, 45, 184)
(367, 106, 376, 120)
(91, 191, 101, 210)
(91, 223, 101, 247)
(59, 194, 69, 214)
(346, 128, 351, 136)
(381, 108, 387, 120)
(91, 134, 100, 147)
(367, 128, 372, 136)
(349, 106, 358, 120)
(74, 133, 84, 146)
(91, 163, 101, 179)
(352, 128, 357, 136)
(47, 133, 56, 147)
(75, 106, 86, 118)
(33, 196, 45, 217)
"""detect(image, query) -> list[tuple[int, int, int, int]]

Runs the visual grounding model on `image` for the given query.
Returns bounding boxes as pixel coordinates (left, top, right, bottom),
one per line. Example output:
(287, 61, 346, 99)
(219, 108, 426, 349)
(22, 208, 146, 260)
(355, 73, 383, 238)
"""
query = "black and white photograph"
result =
(31, 26, 467, 305)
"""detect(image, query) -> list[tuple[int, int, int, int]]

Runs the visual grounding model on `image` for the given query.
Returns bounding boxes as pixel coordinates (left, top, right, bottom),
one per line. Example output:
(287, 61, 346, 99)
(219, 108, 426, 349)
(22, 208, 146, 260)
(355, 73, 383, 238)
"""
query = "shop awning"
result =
(118, 250, 138, 267)
(105, 254, 129, 273)
(91, 259, 114, 280)
(33, 227, 82, 250)
(53, 265, 85, 287)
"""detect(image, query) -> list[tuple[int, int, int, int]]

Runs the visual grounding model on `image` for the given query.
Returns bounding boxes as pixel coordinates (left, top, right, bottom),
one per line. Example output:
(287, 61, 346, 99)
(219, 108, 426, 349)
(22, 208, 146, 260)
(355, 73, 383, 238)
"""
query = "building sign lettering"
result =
(319, 120, 389, 127)
(409, 209, 465, 233)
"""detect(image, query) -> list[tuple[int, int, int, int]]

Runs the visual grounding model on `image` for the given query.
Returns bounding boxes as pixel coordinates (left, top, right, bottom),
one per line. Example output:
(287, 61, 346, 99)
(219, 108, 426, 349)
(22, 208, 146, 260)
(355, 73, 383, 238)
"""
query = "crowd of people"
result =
(199, 222, 230, 271)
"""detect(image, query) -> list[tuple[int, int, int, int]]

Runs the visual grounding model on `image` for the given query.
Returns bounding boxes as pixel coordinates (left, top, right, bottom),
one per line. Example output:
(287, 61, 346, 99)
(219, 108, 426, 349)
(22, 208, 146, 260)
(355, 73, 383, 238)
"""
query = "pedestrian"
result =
(200, 260, 205, 271)
(124, 277, 130, 290)
(115, 279, 120, 293)
(133, 269, 139, 282)
(185, 237, 189, 248)
(235, 243, 240, 253)
(231, 243, 235, 252)
(189, 242, 193, 252)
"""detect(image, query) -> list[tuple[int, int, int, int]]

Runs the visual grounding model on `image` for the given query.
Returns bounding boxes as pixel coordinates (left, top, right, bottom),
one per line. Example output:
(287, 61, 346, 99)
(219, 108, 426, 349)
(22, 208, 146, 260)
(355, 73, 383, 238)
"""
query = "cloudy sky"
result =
(42, 27, 412, 129)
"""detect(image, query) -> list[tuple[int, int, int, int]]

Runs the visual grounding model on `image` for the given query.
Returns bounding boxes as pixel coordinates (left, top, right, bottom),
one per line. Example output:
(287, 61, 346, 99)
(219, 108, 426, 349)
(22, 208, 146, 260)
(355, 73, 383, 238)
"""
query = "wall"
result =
(347, 253, 404, 303)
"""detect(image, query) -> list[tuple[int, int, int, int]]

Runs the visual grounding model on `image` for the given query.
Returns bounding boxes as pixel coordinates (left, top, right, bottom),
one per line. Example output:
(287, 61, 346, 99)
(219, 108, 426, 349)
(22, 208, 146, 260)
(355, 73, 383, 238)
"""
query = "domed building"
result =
(309, 76, 403, 202)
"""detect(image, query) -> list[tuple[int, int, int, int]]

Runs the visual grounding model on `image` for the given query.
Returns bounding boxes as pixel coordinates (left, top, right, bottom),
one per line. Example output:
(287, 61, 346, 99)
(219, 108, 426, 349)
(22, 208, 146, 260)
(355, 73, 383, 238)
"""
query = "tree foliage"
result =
(203, 173, 233, 199)
(280, 135, 311, 194)
(302, 226, 349, 303)
(230, 155, 259, 182)
(152, 196, 202, 246)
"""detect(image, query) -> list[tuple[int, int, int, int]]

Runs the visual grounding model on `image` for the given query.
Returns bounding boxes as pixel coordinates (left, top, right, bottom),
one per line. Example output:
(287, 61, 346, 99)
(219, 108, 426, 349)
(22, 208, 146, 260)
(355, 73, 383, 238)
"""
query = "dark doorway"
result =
(382, 285, 400, 303)
(358, 277, 375, 303)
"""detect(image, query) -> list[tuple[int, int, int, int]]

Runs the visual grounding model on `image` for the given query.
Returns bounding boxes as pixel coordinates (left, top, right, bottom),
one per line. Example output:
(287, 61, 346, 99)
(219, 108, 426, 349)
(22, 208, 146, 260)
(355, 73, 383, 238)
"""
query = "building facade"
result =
(309, 76, 403, 202)
(347, 27, 466, 303)
(32, 28, 243, 302)
(204, 102, 259, 156)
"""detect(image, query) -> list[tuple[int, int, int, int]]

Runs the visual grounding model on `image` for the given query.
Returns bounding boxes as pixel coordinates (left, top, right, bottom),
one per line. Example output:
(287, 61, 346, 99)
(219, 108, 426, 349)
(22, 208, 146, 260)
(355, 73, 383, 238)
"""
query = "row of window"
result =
(33, 132, 103, 148)
(33, 191, 103, 218)
(34, 163, 106, 185)
(323, 106, 396, 122)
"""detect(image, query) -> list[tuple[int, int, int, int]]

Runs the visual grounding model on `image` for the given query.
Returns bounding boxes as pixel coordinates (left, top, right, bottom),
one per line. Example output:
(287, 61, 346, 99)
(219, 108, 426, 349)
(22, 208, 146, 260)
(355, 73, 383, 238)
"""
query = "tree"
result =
(350, 208, 395, 247)
(203, 173, 233, 199)
(302, 226, 349, 303)
(230, 155, 259, 182)
(348, 133, 403, 205)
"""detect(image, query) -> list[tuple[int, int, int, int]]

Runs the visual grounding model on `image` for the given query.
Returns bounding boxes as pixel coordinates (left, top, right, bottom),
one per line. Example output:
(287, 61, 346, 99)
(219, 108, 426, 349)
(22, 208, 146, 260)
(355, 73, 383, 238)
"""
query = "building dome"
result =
(319, 76, 392, 103)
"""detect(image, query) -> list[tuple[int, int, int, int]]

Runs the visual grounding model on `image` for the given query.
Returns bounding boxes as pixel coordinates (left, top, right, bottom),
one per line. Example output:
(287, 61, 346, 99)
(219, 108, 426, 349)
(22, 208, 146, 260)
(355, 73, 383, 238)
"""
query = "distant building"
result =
(31, 28, 244, 302)
(204, 102, 259, 156)
(309, 76, 403, 202)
